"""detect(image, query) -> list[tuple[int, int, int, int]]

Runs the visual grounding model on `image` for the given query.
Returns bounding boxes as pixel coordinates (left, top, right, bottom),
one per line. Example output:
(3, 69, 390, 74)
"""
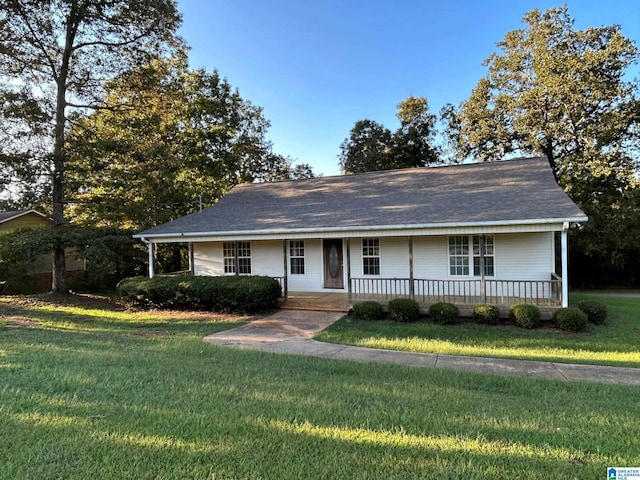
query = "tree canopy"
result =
(339, 96, 440, 174)
(444, 5, 640, 286)
(66, 54, 312, 229)
(0, 0, 182, 291)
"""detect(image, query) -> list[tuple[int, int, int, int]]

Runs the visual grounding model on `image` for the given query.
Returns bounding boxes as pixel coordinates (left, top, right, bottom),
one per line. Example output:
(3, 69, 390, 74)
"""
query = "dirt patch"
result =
(0, 315, 40, 327)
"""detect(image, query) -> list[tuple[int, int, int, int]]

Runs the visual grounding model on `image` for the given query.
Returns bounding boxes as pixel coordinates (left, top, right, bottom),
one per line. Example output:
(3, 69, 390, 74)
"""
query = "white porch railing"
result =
(351, 275, 562, 307)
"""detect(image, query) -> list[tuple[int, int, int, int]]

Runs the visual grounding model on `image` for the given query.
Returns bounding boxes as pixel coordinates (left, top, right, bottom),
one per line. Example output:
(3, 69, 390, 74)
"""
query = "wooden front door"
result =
(323, 239, 344, 289)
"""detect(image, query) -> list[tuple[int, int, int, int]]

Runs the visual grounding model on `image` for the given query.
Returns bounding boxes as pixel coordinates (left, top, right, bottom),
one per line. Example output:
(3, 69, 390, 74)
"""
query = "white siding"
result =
(192, 233, 555, 291)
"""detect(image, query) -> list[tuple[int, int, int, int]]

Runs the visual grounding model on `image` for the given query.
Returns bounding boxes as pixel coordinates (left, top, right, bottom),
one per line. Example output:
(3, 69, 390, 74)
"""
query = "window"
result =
(289, 240, 305, 275)
(449, 235, 495, 277)
(473, 235, 494, 276)
(362, 238, 380, 275)
(223, 241, 251, 274)
(448, 236, 469, 276)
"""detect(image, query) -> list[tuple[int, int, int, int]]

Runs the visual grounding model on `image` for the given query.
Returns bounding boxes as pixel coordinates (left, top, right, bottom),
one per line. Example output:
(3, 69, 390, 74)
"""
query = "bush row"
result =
(117, 275, 281, 314)
(351, 299, 608, 332)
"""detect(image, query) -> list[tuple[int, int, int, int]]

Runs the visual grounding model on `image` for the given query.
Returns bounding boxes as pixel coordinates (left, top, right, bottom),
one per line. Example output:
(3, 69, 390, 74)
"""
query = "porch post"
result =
(479, 234, 486, 304)
(147, 240, 154, 278)
(346, 238, 352, 305)
(282, 239, 288, 300)
(188, 242, 194, 275)
(408, 236, 414, 300)
(234, 241, 239, 276)
(561, 222, 569, 308)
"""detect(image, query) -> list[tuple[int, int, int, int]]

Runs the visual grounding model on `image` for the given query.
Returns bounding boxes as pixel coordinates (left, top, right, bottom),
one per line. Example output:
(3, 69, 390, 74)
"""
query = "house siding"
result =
(192, 233, 554, 291)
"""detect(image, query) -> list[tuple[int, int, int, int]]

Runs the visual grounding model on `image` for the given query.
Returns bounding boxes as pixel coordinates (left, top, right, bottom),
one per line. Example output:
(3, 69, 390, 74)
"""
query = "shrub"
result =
(509, 304, 541, 329)
(117, 275, 281, 313)
(553, 307, 588, 332)
(388, 298, 420, 323)
(428, 302, 460, 325)
(353, 301, 384, 321)
(472, 304, 500, 325)
(577, 300, 608, 325)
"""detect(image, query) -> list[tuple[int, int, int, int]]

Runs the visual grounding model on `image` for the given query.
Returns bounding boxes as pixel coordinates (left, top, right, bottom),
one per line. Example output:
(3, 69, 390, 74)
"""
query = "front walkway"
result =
(203, 310, 640, 386)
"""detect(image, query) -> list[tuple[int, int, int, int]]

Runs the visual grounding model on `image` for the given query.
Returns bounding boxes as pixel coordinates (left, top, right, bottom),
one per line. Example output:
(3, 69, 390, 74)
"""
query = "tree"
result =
(339, 97, 440, 174)
(392, 96, 439, 168)
(444, 5, 640, 286)
(66, 54, 314, 230)
(0, 0, 181, 292)
(339, 119, 393, 174)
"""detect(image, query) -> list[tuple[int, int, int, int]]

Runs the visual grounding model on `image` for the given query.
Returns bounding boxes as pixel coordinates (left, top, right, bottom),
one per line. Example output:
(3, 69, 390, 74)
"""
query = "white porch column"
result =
(561, 222, 569, 308)
(146, 239, 155, 278)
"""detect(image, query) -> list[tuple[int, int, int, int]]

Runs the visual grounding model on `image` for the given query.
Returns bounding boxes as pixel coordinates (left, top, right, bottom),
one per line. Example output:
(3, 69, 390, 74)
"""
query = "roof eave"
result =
(134, 216, 588, 240)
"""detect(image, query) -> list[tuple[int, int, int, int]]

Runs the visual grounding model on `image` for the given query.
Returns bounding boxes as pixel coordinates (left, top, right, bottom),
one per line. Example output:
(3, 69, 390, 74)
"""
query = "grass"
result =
(1, 293, 639, 479)
(315, 294, 640, 368)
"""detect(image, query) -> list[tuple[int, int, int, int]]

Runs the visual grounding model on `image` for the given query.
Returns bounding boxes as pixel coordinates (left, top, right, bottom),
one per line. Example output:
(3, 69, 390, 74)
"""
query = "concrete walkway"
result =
(203, 310, 640, 386)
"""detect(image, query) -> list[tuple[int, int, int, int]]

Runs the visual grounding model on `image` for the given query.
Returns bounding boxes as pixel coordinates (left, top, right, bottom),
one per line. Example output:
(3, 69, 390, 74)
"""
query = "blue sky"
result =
(176, 1, 640, 177)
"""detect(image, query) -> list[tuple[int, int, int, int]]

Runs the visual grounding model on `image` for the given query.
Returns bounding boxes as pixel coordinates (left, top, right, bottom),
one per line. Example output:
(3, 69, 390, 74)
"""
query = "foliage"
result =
(352, 301, 384, 321)
(578, 300, 608, 325)
(553, 307, 588, 332)
(2, 296, 640, 479)
(66, 54, 310, 229)
(0, 0, 182, 292)
(509, 304, 541, 329)
(0, 226, 146, 292)
(117, 275, 281, 313)
(472, 304, 501, 325)
(388, 298, 421, 323)
(316, 294, 640, 367)
(428, 302, 460, 324)
(339, 96, 440, 173)
(443, 5, 640, 287)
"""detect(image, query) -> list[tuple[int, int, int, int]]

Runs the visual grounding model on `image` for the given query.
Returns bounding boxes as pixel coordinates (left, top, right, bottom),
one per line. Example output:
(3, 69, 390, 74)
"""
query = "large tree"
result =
(66, 54, 314, 230)
(444, 6, 640, 286)
(339, 96, 440, 174)
(0, 0, 181, 292)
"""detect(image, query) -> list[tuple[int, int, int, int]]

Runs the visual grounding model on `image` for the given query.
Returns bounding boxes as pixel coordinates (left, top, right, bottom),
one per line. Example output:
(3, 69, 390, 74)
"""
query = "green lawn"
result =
(1, 294, 639, 479)
(315, 294, 640, 368)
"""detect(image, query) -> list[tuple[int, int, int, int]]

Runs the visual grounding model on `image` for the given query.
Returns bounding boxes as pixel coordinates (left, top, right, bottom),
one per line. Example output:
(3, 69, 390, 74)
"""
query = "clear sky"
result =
(176, 0, 640, 177)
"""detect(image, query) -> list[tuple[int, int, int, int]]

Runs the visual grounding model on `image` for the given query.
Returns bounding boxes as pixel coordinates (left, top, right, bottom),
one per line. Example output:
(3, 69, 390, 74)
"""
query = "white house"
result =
(135, 157, 587, 308)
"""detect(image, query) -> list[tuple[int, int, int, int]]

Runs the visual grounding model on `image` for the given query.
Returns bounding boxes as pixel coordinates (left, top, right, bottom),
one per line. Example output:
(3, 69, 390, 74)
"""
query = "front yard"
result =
(1, 293, 639, 479)
(315, 294, 640, 367)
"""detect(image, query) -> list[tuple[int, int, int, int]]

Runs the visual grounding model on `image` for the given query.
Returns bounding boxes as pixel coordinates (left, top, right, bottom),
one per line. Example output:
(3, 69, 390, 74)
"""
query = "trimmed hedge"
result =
(353, 301, 384, 321)
(388, 298, 420, 323)
(577, 300, 608, 325)
(428, 302, 460, 325)
(117, 275, 281, 313)
(472, 304, 501, 325)
(509, 304, 541, 329)
(553, 307, 588, 332)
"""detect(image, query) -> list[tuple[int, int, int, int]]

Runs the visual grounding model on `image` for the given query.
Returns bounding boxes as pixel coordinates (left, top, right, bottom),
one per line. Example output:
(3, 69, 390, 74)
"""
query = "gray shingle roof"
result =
(137, 157, 587, 238)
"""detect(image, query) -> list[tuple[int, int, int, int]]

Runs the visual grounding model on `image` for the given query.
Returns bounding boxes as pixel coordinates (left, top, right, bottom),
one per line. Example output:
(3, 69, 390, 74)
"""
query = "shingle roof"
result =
(137, 157, 587, 238)
(0, 210, 47, 224)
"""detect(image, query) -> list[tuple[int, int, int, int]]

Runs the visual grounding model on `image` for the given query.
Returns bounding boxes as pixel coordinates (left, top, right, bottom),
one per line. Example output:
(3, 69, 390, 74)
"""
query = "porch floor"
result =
(281, 292, 558, 318)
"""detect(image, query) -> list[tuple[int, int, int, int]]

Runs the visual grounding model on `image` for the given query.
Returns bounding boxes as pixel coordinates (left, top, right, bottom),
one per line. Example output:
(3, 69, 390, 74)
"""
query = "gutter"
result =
(132, 216, 588, 240)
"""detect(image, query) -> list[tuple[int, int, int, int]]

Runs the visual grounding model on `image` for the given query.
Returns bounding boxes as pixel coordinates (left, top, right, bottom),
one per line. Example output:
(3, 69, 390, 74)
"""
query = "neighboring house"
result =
(135, 157, 587, 308)
(0, 210, 85, 292)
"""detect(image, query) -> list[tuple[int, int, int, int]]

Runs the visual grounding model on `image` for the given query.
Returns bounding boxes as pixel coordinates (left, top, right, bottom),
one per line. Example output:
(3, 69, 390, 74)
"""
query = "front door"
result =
(323, 239, 344, 289)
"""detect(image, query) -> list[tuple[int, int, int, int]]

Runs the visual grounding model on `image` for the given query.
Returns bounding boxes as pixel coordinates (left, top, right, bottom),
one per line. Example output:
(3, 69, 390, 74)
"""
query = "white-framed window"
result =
(289, 240, 305, 275)
(362, 238, 380, 275)
(473, 235, 494, 277)
(448, 235, 469, 276)
(223, 241, 251, 274)
(449, 235, 494, 277)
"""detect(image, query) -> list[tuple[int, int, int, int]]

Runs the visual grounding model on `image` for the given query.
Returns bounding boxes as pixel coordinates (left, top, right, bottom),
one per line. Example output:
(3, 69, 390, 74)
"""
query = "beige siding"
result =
(0, 212, 50, 232)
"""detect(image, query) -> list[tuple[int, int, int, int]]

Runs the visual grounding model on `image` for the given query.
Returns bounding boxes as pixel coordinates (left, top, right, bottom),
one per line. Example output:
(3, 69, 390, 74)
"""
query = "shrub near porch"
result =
(315, 294, 640, 368)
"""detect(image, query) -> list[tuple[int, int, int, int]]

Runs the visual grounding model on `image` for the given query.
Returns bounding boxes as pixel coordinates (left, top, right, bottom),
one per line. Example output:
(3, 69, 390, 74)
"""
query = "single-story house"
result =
(0, 210, 85, 293)
(134, 157, 587, 309)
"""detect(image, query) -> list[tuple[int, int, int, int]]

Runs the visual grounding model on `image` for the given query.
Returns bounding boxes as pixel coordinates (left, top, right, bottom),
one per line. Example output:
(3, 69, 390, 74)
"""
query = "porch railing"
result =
(351, 276, 562, 307)
(272, 276, 288, 299)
